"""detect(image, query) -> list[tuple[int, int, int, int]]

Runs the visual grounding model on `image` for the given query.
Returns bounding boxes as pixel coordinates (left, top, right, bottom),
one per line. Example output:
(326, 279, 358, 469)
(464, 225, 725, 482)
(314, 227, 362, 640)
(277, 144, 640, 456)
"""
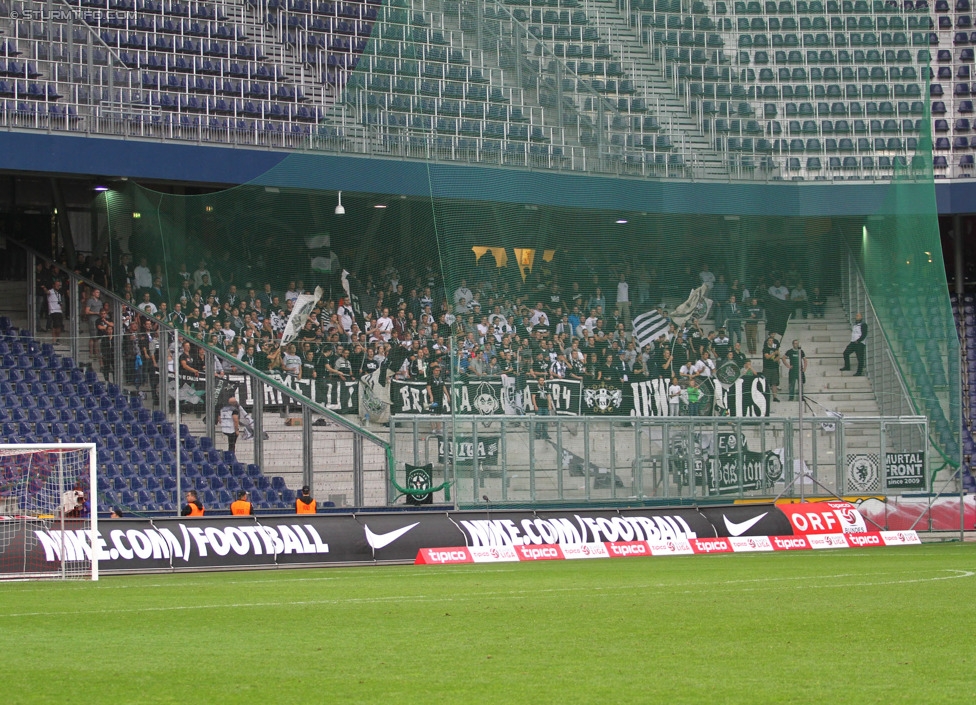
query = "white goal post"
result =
(0, 443, 98, 581)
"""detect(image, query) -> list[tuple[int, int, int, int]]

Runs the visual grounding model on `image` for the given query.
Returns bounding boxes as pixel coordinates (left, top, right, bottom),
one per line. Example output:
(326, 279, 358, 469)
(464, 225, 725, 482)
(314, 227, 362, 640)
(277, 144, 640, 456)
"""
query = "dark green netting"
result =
(87, 0, 954, 506)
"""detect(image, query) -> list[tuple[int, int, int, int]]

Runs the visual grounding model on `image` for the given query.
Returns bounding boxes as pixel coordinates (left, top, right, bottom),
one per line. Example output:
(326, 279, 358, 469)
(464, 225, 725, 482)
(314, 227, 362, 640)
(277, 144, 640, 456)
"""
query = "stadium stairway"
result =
(580, 0, 734, 176)
(778, 298, 881, 417)
(0, 315, 302, 515)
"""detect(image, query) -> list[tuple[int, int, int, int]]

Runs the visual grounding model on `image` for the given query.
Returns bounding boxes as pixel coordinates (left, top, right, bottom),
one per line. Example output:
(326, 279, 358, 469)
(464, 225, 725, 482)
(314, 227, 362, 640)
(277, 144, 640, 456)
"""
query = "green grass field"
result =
(2, 544, 974, 704)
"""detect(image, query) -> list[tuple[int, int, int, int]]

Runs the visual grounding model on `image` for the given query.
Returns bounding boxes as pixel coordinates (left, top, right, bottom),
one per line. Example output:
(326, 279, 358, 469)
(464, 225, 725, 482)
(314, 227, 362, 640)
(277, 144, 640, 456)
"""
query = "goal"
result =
(0, 444, 98, 580)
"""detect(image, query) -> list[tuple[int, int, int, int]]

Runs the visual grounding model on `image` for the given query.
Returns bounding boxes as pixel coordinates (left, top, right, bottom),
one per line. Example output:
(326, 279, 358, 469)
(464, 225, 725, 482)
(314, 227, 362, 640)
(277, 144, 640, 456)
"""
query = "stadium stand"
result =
(0, 0, 969, 178)
(0, 0, 970, 507)
(0, 313, 298, 513)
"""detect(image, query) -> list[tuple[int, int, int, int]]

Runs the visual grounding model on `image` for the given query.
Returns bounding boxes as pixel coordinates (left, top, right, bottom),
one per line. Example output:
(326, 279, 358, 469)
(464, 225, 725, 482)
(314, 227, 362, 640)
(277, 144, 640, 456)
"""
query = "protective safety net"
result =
(86, 0, 956, 507)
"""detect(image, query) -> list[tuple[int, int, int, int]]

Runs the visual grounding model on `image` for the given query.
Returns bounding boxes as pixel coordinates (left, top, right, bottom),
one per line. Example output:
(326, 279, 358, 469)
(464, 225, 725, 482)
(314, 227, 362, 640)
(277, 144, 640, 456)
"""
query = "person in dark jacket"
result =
(181, 490, 205, 517)
(841, 313, 867, 376)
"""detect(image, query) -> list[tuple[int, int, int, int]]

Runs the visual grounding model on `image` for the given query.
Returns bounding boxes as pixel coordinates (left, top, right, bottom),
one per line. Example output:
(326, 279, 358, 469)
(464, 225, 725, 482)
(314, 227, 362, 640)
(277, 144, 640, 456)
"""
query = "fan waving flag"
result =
(341, 269, 368, 332)
(670, 284, 714, 328)
(632, 308, 671, 349)
(281, 286, 323, 345)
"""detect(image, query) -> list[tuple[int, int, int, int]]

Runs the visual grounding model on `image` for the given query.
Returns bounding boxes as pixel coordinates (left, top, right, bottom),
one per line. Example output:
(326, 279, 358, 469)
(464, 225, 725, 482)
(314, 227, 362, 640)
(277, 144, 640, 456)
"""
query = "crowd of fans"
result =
(32, 248, 827, 416)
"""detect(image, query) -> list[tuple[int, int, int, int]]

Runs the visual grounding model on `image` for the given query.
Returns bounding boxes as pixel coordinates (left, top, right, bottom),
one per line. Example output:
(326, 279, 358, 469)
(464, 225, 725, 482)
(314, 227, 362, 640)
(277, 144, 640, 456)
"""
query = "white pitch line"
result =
(692, 569, 975, 594)
(0, 567, 519, 594)
(0, 570, 971, 619)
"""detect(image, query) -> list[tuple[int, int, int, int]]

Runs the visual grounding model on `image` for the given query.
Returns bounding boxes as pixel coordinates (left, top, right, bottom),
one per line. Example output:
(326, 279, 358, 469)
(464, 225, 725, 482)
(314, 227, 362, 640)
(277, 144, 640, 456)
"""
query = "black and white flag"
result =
(671, 284, 714, 329)
(632, 309, 670, 349)
(340, 269, 368, 332)
(306, 233, 338, 273)
(281, 286, 323, 345)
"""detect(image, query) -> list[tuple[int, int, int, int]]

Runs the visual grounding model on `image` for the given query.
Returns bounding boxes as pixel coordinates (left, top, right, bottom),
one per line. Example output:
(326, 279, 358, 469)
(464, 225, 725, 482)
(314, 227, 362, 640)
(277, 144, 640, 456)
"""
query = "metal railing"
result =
(390, 412, 928, 508)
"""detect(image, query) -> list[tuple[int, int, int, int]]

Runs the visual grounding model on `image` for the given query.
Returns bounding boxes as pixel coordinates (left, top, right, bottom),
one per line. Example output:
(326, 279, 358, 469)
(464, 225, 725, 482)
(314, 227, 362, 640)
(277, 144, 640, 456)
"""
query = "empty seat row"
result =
(721, 0, 940, 12)
(68, 0, 230, 21)
(722, 135, 919, 150)
(739, 49, 928, 66)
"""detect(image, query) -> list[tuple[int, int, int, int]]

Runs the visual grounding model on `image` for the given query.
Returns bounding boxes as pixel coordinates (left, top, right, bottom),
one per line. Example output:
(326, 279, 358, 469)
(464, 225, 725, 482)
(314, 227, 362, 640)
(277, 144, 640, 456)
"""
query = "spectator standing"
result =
(698, 264, 716, 291)
(84, 288, 104, 357)
(616, 273, 631, 331)
(453, 279, 473, 306)
(726, 295, 743, 346)
(686, 379, 701, 416)
(841, 313, 867, 376)
(282, 344, 302, 378)
(668, 376, 682, 416)
(192, 260, 211, 292)
(745, 298, 763, 355)
(762, 333, 782, 402)
(220, 397, 241, 452)
(133, 257, 153, 292)
(46, 279, 65, 345)
(783, 340, 807, 402)
(96, 309, 115, 381)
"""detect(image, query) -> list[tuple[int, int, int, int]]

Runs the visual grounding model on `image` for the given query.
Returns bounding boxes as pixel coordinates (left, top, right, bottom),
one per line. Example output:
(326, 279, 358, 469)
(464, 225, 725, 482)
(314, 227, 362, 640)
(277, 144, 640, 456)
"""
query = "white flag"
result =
(310, 255, 334, 272)
(670, 284, 713, 329)
(281, 286, 323, 345)
(305, 233, 331, 249)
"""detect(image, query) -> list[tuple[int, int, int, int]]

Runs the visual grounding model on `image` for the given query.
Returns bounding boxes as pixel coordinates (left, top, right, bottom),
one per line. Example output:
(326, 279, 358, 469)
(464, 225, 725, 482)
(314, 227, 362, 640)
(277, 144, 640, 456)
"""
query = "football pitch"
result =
(1, 544, 974, 704)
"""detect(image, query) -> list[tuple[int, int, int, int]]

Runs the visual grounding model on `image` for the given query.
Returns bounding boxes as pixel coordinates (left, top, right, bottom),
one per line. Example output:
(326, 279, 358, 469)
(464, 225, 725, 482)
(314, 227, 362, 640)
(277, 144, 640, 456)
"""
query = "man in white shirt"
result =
(133, 257, 153, 291)
(192, 260, 211, 291)
(337, 301, 354, 333)
(668, 377, 682, 416)
(138, 292, 158, 316)
(768, 279, 789, 301)
(583, 310, 599, 336)
(697, 352, 716, 378)
(282, 344, 302, 378)
(46, 279, 65, 344)
(285, 281, 300, 303)
(616, 273, 631, 330)
(453, 279, 473, 306)
(375, 307, 394, 342)
(699, 264, 716, 290)
(530, 302, 550, 329)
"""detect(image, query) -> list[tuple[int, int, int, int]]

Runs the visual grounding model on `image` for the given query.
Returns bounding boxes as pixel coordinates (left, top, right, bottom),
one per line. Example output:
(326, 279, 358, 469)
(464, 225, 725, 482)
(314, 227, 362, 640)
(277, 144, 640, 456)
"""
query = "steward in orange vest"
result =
(181, 490, 205, 517)
(230, 490, 253, 516)
(296, 485, 316, 514)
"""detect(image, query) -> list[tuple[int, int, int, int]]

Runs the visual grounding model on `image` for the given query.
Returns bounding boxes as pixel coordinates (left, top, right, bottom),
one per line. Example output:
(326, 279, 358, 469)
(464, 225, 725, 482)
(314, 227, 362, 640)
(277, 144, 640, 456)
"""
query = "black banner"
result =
(884, 451, 926, 490)
(390, 377, 766, 417)
(665, 430, 782, 495)
(179, 372, 359, 414)
(404, 464, 434, 506)
(313, 378, 359, 414)
(437, 437, 500, 465)
(4, 504, 789, 573)
(715, 376, 770, 417)
(698, 504, 793, 538)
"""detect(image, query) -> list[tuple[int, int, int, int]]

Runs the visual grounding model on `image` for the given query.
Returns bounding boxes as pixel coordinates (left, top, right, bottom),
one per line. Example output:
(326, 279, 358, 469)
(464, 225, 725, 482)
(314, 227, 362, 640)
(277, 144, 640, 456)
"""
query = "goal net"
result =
(0, 444, 98, 580)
